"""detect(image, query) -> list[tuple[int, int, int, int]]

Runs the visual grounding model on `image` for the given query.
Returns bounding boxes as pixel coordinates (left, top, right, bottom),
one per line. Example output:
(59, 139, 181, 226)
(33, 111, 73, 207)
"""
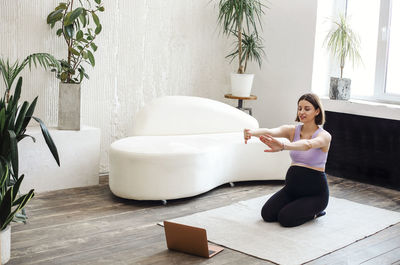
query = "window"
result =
(312, 0, 399, 103)
(385, 0, 400, 96)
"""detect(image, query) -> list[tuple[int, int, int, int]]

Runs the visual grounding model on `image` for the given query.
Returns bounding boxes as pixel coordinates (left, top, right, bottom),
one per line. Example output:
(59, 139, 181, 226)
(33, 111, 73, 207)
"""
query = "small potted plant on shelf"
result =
(324, 13, 362, 100)
(0, 76, 60, 264)
(216, 0, 267, 97)
(47, 0, 105, 130)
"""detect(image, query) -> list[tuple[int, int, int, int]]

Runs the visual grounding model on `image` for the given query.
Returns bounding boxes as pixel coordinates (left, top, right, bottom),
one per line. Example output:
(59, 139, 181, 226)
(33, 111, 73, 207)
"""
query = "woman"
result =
(244, 93, 331, 227)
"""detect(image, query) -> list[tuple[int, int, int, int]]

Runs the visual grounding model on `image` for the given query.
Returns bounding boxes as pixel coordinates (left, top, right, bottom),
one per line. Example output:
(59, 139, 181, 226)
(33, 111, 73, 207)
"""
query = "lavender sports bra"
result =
(289, 125, 328, 169)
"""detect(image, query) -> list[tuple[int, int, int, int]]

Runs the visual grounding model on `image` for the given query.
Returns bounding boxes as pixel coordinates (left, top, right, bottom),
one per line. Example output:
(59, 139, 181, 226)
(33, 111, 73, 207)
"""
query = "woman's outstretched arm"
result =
(244, 125, 294, 144)
(260, 131, 331, 152)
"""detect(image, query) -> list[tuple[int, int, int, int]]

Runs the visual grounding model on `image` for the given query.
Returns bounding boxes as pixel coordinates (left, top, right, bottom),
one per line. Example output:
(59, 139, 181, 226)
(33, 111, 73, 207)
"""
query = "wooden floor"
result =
(8, 175, 400, 265)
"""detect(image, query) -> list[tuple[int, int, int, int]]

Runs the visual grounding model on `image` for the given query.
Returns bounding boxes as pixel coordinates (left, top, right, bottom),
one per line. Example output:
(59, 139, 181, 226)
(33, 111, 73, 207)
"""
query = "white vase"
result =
(58, 82, 81, 130)
(230, 73, 254, 97)
(1, 226, 11, 264)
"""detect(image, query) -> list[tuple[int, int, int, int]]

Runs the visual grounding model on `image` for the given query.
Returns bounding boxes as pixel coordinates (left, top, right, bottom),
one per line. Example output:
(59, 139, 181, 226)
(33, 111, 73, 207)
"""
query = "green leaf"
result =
(32, 117, 60, 166)
(7, 104, 16, 130)
(0, 163, 8, 191)
(12, 174, 24, 202)
(16, 134, 36, 143)
(0, 187, 13, 230)
(60, 72, 68, 82)
(92, 12, 100, 26)
(82, 51, 88, 59)
(14, 189, 34, 213)
(95, 24, 102, 35)
(69, 47, 80, 56)
(56, 28, 63, 36)
(87, 50, 95, 66)
(47, 9, 64, 24)
(90, 43, 98, 52)
(55, 3, 67, 11)
(98, 6, 105, 12)
(64, 8, 84, 26)
(0, 108, 5, 132)
(13, 77, 22, 103)
(7, 130, 18, 178)
(6, 189, 34, 227)
(64, 24, 74, 39)
(15, 101, 29, 135)
(79, 69, 84, 83)
(25, 53, 60, 72)
(21, 97, 37, 130)
(76, 30, 83, 40)
(95, 0, 101, 4)
(79, 13, 87, 28)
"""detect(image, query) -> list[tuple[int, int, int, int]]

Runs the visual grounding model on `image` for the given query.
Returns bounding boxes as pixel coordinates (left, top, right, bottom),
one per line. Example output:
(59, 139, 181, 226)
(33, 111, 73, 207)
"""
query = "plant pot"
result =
(231, 73, 254, 97)
(58, 82, 81, 130)
(329, 77, 351, 100)
(1, 225, 11, 264)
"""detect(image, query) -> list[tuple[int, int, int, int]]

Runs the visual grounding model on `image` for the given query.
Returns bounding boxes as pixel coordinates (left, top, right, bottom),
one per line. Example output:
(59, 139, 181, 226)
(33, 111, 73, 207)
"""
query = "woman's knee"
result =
(261, 204, 277, 222)
(277, 209, 311, 227)
(277, 211, 297, 227)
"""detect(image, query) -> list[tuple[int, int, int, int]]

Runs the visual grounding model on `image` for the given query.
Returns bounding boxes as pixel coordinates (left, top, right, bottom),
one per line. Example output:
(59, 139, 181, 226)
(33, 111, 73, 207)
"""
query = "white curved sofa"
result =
(109, 96, 290, 201)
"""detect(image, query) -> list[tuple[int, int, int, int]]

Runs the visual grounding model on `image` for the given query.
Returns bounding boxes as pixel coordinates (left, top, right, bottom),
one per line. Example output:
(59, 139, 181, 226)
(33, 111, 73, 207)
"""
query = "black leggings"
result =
(261, 166, 329, 227)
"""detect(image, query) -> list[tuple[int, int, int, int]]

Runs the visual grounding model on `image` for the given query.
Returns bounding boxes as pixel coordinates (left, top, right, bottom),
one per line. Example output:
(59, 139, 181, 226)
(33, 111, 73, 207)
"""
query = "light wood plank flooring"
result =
(8, 175, 400, 265)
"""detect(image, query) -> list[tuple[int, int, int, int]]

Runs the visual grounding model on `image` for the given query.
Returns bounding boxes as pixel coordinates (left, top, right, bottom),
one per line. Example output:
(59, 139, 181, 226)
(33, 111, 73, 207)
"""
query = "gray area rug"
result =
(164, 194, 400, 265)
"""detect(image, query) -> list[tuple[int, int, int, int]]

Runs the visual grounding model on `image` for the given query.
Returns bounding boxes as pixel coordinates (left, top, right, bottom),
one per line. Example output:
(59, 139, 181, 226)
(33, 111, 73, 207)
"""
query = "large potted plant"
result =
(47, 0, 104, 130)
(217, 0, 266, 97)
(324, 13, 361, 100)
(0, 77, 60, 264)
(0, 163, 34, 264)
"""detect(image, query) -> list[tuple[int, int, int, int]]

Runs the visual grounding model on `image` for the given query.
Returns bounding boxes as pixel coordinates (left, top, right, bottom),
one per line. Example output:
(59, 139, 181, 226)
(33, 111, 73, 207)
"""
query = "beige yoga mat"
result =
(164, 194, 400, 265)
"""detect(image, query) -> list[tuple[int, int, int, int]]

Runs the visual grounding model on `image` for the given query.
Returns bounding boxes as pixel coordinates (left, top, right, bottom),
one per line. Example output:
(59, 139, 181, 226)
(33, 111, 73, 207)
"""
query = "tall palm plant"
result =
(0, 53, 60, 102)
(324, 13, 362, 78)
(217, 0, 266, 74)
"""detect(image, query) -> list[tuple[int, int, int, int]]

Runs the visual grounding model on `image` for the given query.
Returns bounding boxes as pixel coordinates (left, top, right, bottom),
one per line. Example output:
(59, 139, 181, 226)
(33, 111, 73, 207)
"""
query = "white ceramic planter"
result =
(231, 73, 254, 97)
(58, 82, 81, 130)
(1, 225, 11, 264)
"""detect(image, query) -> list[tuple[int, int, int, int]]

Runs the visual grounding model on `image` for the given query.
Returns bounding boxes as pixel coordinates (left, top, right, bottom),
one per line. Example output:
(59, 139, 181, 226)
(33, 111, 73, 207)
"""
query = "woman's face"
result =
(297, 100, 319, 124)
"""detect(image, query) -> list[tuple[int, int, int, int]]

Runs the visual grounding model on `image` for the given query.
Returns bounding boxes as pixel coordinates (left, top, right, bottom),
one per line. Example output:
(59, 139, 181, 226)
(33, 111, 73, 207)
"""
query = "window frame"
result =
(355, 0, 400, 103)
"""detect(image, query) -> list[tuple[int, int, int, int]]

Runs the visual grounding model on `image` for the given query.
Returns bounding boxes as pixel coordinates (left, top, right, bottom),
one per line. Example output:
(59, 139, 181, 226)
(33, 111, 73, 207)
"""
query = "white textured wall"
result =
(0, 0, 319, 173)
(0, 0, 232, 172)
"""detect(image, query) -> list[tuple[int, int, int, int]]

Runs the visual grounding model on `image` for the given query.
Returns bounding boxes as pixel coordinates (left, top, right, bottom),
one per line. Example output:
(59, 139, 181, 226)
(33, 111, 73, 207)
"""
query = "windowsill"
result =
(321, 97, 400, 121)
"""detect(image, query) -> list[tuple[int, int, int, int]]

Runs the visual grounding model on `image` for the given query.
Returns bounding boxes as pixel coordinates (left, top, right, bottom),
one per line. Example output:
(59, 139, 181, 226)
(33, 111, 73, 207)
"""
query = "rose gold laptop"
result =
(163, 221, 224, 258)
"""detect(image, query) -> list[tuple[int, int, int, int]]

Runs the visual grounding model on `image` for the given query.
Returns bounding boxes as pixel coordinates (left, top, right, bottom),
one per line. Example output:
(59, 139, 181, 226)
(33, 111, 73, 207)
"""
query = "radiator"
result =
(324, 111, 400, 190)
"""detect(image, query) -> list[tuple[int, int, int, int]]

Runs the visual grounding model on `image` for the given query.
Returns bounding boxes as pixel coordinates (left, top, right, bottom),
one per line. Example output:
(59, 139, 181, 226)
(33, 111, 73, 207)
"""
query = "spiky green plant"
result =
(0, 162, 34, 230)
(0, 53, 60, 102)
(0, 77, 60, 184)
(217, 0, 267, 74)
(0, 77, 60, 226)
(227, 31, 265, 73)
(324, 13, 362, 78)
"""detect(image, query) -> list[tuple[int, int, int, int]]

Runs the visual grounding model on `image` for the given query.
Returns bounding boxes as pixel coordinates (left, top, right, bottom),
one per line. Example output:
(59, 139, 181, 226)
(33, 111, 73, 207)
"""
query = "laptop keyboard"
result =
(209, 250, 216, 255)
